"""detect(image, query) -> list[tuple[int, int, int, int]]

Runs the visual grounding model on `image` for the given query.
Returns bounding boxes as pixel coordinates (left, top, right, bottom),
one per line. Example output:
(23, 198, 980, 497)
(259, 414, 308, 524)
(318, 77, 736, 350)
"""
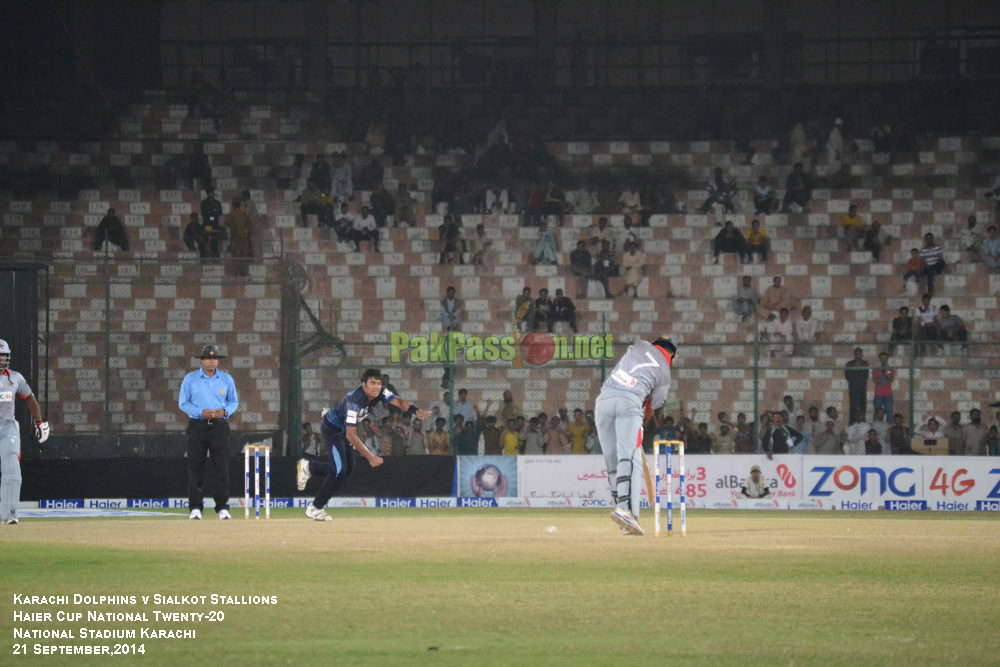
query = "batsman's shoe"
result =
(3, 517, 18, 525)
(217, 509, 231, 520)
(305, 504, 332, 522)
(189, 509, 202, 520)
(610, 507, 644, 536)
(296, 458, 311, 491)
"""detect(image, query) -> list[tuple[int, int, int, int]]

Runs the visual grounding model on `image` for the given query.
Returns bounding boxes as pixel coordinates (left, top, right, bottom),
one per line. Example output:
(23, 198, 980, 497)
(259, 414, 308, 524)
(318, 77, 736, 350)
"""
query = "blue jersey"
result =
(324, 386, 396, 431)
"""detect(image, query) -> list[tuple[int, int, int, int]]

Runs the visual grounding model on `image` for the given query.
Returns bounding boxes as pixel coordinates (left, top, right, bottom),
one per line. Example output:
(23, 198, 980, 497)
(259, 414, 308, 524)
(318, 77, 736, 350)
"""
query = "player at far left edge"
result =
(594, 336, 677, 536)
(0, 340, 49, 525)
(296, 368, 431, 521)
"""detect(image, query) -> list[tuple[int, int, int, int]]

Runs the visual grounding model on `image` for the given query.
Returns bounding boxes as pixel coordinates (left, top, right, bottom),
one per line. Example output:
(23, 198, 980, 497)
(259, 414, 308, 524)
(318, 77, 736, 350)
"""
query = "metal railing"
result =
(159, 30, 1000, 91)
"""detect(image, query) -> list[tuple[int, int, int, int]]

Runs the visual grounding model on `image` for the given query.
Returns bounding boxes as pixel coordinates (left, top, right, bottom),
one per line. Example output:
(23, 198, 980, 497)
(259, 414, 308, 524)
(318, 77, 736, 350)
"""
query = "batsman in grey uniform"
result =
(595, 336, 676, 536)
(0, 340, 49, 525)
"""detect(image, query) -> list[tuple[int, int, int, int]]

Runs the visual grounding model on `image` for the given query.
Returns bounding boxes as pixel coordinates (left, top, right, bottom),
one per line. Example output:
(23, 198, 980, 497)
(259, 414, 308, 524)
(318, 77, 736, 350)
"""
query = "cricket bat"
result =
(640, 448, 655, 507)
(640, 405, 656, 503)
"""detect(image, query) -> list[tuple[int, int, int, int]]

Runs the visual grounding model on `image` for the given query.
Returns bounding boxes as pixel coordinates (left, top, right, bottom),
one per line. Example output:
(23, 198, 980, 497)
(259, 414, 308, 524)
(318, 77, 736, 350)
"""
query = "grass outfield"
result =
(2, 509, 999, 666)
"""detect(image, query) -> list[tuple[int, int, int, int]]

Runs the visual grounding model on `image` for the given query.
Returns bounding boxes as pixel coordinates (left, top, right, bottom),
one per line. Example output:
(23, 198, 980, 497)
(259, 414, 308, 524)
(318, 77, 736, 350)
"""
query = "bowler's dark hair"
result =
(361, 368, 383, 383)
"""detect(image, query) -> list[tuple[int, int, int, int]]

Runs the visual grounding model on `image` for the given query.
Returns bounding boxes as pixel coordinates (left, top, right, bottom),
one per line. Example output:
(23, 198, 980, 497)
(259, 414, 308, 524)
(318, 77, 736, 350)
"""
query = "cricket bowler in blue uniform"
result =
(297, 368, 431, 521)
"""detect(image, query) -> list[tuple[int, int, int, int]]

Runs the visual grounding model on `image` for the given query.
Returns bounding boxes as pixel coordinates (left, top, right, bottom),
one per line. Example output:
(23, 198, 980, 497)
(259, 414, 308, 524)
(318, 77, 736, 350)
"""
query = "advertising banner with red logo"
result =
(649, 454, 801, 505)
(516, 455, 801, 505)
(803, 457, 1000, 510)
(514, 456, 1000, 511)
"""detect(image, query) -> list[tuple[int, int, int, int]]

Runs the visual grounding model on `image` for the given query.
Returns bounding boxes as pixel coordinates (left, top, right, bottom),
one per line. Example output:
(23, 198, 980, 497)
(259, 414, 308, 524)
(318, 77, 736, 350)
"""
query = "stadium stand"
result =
(2, 89, 999, 448)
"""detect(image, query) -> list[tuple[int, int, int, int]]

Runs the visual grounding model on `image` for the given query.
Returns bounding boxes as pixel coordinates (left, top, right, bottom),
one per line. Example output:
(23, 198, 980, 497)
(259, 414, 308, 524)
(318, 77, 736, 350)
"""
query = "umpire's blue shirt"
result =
(179, 368, 239, 419)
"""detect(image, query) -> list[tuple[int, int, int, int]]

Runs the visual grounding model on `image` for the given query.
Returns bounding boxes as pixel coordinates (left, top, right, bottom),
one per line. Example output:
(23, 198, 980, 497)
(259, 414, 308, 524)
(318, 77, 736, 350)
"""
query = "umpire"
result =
(178, 345, 239, 520)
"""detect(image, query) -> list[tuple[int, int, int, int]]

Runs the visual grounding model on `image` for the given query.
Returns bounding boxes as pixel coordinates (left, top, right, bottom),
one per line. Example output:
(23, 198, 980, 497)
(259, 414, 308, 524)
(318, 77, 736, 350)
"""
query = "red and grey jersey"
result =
(597, 340, 673, 409)
(323, 385, 396, 432)
(0, 369, 32, 425)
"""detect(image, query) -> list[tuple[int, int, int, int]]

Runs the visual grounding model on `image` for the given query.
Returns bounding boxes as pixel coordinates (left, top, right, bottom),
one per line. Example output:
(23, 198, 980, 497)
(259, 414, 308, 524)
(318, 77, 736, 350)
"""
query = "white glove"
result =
(35, 421, 50, 444)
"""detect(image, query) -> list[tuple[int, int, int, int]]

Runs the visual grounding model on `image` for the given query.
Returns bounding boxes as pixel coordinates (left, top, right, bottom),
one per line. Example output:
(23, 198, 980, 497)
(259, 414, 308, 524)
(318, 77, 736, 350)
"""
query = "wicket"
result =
(244, 445, 270, 520)
(653, 440, 685, 537)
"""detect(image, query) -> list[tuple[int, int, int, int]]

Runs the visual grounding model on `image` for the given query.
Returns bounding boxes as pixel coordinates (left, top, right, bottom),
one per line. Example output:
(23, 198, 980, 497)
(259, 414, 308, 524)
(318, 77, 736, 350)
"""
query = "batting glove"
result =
(35, 421, 50, 444)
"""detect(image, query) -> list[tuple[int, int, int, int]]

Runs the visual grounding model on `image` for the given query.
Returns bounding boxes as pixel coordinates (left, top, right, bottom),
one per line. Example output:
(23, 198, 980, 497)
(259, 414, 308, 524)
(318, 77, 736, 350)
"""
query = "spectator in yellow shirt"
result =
(566, 409, 590, 454)
(427, 417, 450, 455)
(745, 218, 769, 263)
(502, 418, 522, 456)
(619, 182, 643, 218)
(840, 203, 863, 251)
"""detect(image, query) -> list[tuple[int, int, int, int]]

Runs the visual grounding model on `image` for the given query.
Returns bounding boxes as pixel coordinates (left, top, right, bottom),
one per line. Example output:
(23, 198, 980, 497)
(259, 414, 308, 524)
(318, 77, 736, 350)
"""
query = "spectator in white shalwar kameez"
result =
(439, 286, 463, 332)
(846, 411, 871, 456)
(532, 221, 558, 265)
(793, 305, 821, 355)
(732, 276, 760, 322)
(826, 118, 844, 177)
(765, 308, 793, 357)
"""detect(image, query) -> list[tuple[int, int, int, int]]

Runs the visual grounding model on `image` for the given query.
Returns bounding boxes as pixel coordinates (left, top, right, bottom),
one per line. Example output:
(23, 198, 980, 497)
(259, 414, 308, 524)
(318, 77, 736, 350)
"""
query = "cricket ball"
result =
(521, 331, 555, 366)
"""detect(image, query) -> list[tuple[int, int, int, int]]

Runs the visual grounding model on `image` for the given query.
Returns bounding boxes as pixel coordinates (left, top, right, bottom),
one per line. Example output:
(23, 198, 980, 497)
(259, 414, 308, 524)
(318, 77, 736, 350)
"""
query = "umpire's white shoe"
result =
(3, 516, 18, 525)
(305, 504, 332, 522)
(217, 509, 231, 520)
(189, 509, 202, 520)
(610, 507, 644, 536)
(296, 459, 311, 491)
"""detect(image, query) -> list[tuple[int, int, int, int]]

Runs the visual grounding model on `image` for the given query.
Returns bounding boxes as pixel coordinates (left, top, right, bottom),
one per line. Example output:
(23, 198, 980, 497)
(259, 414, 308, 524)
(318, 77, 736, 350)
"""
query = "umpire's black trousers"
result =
(187, 418, 230, 513)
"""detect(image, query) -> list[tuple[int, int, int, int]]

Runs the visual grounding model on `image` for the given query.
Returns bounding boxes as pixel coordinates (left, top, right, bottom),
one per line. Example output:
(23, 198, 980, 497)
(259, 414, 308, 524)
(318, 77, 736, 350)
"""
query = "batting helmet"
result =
(652, 336, 678, 358)
(0, 339, 9, 372)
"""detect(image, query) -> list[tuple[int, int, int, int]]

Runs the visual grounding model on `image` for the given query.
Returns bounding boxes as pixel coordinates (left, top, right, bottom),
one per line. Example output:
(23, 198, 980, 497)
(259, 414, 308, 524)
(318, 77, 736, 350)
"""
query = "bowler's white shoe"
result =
(217, 509, 231, 520)
(3, 516, 18, 525)
(305, 504, 332, 522)
(611, 507, 644, 536)
(296, 459, 311, 491)
(189, 509, 202, 520)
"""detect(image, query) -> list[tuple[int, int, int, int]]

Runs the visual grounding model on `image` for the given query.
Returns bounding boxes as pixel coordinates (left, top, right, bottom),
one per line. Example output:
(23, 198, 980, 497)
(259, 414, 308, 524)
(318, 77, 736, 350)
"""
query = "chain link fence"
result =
(29, 256, 1000, 458)
(297, 338, 999, 459)
(40, 258, 285, 457)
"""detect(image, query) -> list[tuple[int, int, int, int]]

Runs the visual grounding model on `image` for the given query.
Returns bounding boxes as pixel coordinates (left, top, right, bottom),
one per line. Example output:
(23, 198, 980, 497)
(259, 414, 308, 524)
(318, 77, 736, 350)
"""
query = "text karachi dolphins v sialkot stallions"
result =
(153, 594, 278, 604)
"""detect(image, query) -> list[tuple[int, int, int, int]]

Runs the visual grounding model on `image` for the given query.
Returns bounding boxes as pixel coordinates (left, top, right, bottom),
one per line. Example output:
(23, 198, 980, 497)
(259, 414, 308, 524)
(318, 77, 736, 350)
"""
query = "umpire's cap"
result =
(652, 336, 678, 358)
(198, 345, 226, 360)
